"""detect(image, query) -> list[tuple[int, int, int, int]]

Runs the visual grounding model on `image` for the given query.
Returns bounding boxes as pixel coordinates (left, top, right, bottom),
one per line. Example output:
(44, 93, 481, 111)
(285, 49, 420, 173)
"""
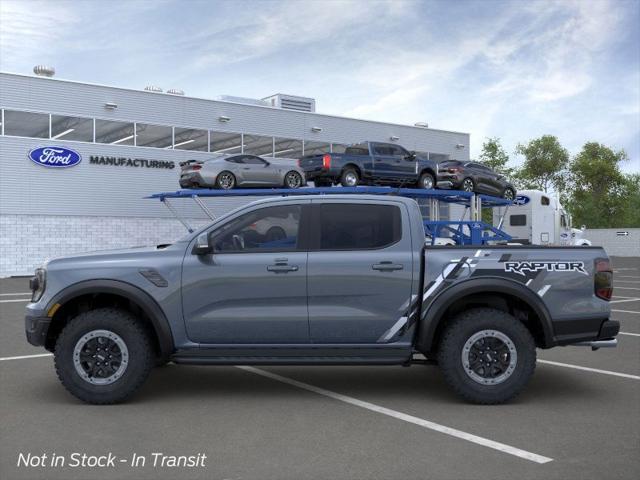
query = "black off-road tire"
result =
(54, 308, 154, 404)
(437, 308, 536, 404)
(340, 168, 360, 187)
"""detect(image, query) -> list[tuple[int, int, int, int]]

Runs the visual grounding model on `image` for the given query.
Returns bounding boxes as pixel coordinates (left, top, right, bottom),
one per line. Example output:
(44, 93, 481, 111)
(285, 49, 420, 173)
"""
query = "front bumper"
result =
(25, 313, 51, 347)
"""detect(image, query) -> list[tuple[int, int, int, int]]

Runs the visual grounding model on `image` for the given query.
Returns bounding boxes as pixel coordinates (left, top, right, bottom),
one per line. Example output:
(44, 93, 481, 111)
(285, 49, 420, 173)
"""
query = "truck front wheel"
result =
(437, 308, 536, 404)
(54, 308, 154, 404)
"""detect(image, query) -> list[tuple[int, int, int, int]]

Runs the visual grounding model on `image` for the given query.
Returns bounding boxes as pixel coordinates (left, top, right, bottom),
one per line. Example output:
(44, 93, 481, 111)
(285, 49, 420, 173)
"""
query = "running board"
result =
(171, 355, 410, 366)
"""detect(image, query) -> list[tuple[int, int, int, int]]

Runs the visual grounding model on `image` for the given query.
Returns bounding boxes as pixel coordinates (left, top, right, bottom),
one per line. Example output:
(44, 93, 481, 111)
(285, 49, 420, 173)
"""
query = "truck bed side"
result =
(417, 246, 611, 352)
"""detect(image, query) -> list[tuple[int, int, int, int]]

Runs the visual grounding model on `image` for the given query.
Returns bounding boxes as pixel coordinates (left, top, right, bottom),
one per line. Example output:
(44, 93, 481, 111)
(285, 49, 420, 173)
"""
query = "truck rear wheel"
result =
(54, 308, 154, 404)
(340, 168, 359, 187)
(437, 308, 536, 404)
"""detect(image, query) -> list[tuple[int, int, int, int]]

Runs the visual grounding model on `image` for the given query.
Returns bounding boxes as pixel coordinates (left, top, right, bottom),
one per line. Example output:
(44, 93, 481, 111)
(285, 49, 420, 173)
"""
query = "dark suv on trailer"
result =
(437, 160, 516, 199)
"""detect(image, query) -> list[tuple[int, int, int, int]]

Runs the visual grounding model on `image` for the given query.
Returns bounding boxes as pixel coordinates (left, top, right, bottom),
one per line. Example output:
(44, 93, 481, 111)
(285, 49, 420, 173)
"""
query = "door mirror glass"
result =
(193, 232, 212, 255)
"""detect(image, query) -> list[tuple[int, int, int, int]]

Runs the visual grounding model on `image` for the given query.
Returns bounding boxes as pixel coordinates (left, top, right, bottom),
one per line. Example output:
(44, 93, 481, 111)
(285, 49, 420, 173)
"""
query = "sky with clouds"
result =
(1, 0, 638, 172)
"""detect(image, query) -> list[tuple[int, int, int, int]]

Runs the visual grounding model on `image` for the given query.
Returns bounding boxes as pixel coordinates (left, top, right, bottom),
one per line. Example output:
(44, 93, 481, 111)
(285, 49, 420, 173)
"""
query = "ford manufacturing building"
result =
(0, 69, 470, 277)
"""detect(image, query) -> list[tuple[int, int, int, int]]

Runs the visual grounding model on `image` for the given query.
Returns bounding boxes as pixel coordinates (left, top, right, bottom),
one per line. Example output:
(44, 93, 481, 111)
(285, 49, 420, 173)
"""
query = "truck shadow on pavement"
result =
(127, 364, 606, 406)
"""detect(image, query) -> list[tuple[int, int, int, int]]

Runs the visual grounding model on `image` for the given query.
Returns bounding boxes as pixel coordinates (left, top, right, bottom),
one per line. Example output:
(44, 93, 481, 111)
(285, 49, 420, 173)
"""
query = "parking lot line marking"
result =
(610, 298, 640, 304)
(0, 292, 31, 296)
(616, 281, 640, 284)
(237, 366, 553, 464)
(0, 299, 30, 304)
(615, 287, 640, 291)
(537, 360, 640, 380)
(0, 353, 52, 362)
(620, 332, 640, 337)
(612, 309, 640, 314)
(617, 275, 640, 279)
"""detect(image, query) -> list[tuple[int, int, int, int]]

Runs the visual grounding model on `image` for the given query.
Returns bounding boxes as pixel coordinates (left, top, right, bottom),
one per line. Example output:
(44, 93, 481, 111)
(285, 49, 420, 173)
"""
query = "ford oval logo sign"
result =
(28, 146, 82, 168)
(514, 195, 530, 206)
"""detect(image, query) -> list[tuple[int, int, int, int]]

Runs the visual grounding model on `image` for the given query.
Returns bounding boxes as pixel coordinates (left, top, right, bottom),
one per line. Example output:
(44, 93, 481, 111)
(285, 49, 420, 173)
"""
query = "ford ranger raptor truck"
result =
(25, 195, 618, 404)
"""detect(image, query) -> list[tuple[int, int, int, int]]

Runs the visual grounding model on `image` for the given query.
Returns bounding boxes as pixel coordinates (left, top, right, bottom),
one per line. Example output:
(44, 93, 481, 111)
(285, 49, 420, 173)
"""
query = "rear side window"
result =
(510, 215, 527, 226)
(318, 204, 401, 250)
(345, 143, 370, 155)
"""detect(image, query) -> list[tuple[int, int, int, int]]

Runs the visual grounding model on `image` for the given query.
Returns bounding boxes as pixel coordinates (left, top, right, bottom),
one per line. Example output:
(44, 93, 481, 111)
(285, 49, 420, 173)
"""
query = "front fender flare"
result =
(416, 276, 554, 352)
(47, 279, 174, 359)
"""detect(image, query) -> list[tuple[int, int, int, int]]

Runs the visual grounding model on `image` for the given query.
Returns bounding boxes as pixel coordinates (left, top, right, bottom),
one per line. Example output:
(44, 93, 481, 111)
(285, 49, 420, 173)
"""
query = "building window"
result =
(244, 134, 274, 156)
(173, 127, 208, 151)
(95, 119, 135, 145)
(273, 137, 303, 159)
(51, 115, 94, 142)
(303, 140, 331, 156)
(210, 131, 243, 154)
(3, 110, 49, 138)
(135, 123, 173, 149)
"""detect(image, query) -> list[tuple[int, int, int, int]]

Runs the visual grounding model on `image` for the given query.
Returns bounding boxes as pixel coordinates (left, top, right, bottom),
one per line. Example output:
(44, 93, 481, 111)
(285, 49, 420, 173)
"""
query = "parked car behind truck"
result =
(26, 194, 617, 405)
(299, 141, 441, 189)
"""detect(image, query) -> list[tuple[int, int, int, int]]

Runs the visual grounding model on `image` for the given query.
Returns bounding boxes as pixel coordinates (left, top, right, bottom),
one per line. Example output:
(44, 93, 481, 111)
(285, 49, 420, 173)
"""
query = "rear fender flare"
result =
(416, 277, 554, 351)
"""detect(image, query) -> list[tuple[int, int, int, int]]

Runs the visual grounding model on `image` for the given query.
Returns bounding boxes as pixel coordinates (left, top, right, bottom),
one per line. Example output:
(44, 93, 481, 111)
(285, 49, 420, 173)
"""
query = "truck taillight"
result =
(192, 165, 202, 170)
(595, 258, 613, 300)
(322, 154, 331, 169)
(297, 159, 301, 167)
(448, 167, 461, 173)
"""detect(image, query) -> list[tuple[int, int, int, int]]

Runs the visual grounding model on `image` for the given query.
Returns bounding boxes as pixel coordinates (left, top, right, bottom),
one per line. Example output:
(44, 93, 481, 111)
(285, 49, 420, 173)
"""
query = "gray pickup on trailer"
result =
(25, 194, 618, 404)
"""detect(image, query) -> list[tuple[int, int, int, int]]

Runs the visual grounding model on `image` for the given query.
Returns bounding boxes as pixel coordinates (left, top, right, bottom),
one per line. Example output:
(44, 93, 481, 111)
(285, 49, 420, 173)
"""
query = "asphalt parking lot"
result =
(1, 257, 639, 480)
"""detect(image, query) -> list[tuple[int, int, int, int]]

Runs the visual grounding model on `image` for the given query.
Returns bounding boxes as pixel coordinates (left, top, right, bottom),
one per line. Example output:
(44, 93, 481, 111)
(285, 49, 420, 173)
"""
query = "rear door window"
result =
(317, 204, 401, 250)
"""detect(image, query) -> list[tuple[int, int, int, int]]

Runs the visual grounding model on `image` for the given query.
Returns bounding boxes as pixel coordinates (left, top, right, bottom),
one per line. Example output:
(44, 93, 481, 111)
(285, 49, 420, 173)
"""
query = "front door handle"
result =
(267, 264, 298, 273)
(372, 262, 404, 271)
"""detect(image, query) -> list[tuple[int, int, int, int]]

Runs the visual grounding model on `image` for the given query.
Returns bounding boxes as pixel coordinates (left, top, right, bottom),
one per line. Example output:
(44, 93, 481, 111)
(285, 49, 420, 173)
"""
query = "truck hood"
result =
(44, 243, 184, 269)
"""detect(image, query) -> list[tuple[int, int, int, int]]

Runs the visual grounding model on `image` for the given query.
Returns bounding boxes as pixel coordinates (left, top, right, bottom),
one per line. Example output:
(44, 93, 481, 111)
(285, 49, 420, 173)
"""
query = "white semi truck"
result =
(494, 189, 591, 246)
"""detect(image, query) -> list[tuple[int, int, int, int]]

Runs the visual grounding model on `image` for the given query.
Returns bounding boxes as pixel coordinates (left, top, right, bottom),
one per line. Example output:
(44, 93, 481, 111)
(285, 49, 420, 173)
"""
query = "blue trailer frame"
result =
(147, 186, 513, 245)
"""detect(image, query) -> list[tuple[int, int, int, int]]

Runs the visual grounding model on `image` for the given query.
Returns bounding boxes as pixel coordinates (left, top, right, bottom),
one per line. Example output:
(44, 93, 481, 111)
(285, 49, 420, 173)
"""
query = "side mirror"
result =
(193, 232, 212, 255)
(405, 151, 416, 161)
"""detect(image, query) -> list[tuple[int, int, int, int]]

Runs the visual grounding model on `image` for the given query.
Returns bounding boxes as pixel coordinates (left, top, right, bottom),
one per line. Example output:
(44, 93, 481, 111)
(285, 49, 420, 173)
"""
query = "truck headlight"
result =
(30, 268, 46, 302)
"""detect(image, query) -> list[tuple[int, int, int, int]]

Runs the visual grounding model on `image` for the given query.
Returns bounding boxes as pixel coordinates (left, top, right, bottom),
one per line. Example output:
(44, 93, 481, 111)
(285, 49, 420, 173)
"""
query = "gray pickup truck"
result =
(25, 194, 618, 405)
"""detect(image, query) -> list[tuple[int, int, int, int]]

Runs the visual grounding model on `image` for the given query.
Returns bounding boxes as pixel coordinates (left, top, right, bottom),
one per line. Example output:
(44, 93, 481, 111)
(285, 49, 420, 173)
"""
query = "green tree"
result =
(479, 137, 513, 176)
(515, 135, 569, 193)
(565, 142, 633, 228)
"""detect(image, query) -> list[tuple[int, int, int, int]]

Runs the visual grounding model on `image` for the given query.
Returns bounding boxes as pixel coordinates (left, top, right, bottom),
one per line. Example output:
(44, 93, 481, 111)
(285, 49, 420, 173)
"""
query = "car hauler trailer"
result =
(147, 186, 514, 246)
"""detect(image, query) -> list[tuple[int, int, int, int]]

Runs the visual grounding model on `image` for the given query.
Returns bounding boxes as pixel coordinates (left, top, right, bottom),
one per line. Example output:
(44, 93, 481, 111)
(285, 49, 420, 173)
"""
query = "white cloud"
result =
(0, 0, 78, 68)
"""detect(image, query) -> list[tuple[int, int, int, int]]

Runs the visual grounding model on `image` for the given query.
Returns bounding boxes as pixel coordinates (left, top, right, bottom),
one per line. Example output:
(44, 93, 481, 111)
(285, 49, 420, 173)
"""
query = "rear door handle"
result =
(267, 264, 298, 273)
(372, 262, 404, 271)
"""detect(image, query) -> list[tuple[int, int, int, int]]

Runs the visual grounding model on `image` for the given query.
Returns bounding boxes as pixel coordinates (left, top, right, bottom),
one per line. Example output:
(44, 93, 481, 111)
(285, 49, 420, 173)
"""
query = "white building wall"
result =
(0, 215, 210, 276)
(585, 228, 640, 257)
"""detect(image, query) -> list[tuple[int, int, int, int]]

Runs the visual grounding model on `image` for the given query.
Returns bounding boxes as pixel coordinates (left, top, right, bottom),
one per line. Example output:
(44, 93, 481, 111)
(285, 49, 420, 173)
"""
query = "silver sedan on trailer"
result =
(179, 154, 307, 189)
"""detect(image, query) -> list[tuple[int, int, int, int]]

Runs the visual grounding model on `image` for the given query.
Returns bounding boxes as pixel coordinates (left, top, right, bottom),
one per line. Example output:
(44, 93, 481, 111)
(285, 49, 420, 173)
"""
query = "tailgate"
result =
(298, 154, 325, 171)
